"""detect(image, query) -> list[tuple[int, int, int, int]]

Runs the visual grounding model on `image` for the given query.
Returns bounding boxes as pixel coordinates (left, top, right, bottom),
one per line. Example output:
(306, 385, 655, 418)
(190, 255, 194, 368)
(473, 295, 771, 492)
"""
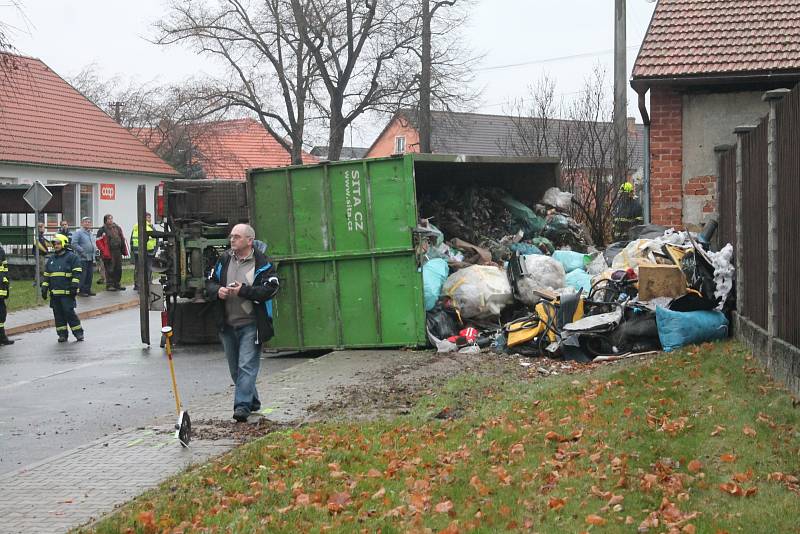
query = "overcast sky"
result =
(3, 0, 657, 146)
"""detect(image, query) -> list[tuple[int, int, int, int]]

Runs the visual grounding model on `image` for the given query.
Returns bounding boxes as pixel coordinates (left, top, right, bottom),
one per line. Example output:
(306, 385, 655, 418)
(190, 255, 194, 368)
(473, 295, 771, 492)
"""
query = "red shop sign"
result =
(100, 183, 116, 200)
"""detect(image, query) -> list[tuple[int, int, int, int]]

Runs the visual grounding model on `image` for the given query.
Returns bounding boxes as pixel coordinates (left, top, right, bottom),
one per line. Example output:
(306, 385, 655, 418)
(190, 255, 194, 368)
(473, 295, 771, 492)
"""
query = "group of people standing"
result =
(11, 214, 159, 344)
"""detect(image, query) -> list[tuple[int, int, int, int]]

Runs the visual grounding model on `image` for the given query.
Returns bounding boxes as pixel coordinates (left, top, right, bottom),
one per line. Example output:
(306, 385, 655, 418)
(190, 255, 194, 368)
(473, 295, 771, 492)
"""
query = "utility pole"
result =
(614, 0, 627, 187)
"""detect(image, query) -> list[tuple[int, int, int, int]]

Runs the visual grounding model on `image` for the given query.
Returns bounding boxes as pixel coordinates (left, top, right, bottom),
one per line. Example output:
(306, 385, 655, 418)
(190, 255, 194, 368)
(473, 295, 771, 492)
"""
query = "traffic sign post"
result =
(23, 181, 52, 302)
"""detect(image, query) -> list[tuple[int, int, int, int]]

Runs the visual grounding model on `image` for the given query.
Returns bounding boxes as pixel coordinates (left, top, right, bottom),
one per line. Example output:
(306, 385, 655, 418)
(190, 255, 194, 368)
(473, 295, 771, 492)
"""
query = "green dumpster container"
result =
(248, 153, 560, 351)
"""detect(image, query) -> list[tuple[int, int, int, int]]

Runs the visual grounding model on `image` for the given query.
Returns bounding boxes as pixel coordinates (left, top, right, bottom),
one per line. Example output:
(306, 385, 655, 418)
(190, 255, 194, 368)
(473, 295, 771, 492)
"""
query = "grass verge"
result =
(78, 340, 799, 533)
(7, 266, 134, 312)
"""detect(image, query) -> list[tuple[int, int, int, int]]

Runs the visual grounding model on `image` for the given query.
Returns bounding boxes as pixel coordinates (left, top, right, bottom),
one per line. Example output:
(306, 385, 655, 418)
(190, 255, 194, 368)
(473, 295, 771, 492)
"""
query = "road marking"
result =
(0, 362, 97, 391)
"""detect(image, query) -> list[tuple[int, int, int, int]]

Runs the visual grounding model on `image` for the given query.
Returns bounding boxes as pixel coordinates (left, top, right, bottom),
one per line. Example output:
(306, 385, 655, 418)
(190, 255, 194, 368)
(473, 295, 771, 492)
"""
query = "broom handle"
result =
(165, 333, 182, 414)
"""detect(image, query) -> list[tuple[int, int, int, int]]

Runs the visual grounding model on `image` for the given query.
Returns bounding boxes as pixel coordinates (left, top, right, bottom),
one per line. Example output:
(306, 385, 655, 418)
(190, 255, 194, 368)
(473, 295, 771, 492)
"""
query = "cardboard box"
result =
(638, 264, 687, 301)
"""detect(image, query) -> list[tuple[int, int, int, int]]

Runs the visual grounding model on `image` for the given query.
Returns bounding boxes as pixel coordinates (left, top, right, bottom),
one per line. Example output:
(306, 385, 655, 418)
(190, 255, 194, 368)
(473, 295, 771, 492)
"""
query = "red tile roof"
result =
(633, 0, 800, 80)
(137, 118, 317, 180)
(0, 53, 179, 176)
(193, 119, 316, 180)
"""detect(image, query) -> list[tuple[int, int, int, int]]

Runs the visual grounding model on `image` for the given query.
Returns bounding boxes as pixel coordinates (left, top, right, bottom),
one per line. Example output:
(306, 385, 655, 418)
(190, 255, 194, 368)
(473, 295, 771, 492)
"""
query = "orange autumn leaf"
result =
(719, 482, 744, 496)
(687, 460, 703, 473)
(509, 442, 525, 458)
(548, 497, 566, 510)
(409, 492, 430, 511)
(295, 493, 311, 506)
(371, 487, 386, 500)
(720, 454, 736, 463)
(743, 426, 757, 437)
(439, 521, 460, 534)
(623, 407, 633, 417)
(435, 500, 455, 514)
(367, 468, 383, 478)
(327, 491, 352, 513)
(733, 469, 753, 483)
(586, 514, 607, 526)
(710, 425, 726, 436)
(470, 475, 491, 496)
(137, 511, 155, 529)
(545, 431, 560, 442)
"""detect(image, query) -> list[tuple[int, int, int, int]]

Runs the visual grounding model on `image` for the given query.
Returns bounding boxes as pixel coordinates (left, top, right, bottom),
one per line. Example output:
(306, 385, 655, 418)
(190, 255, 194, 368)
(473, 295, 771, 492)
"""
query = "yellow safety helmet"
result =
(51, 233, 69, 247)
(619, 182, 634, 194)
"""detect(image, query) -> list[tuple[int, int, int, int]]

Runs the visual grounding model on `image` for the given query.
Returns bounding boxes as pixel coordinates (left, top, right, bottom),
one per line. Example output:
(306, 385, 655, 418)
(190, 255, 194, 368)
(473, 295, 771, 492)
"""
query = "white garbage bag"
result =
(541, 187, 573, 212)
(442, 265, 514, 319)
(707, 243, 735, 310)
(515, 255, 566, 306)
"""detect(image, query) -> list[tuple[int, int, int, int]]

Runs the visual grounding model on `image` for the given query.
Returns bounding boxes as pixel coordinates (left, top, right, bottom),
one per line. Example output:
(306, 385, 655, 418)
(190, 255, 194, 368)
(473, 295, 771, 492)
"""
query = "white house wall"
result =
(0, 163, 169, 236)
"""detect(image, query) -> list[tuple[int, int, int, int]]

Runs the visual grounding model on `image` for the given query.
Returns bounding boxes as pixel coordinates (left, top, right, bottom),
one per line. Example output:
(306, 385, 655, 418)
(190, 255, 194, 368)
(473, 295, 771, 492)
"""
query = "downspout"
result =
(636, 88, 651, 224)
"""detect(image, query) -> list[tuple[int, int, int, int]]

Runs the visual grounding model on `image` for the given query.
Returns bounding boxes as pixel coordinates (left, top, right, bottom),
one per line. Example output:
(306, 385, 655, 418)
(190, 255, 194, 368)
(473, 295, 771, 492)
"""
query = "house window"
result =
(394, 136, 406, 154)
(79, 184, 95, 223)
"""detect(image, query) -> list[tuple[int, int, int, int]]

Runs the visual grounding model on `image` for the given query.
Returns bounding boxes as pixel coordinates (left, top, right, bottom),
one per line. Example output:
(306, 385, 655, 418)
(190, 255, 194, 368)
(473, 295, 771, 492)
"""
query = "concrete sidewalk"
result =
(6, 290, 139, 336)
(0, 348, 410, 534)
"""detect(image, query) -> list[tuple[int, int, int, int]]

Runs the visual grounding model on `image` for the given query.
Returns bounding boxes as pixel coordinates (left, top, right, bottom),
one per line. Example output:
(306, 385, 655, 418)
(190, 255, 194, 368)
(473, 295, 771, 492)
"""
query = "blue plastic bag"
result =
(565, 269, 592, 293)
(509, 243, 542, 256)
(423, 258, 449, 311)
(655, 307, 729, 352)
(552, 250, 588, 273)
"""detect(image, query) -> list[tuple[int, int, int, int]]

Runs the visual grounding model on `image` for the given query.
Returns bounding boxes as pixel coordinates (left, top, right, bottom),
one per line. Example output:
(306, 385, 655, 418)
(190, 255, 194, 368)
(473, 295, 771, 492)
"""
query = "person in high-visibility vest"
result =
(0, 246, 14, 345)
(612, 182, 643, 242)
(130, 212, 161, 291)
(41, 234, 84, 342)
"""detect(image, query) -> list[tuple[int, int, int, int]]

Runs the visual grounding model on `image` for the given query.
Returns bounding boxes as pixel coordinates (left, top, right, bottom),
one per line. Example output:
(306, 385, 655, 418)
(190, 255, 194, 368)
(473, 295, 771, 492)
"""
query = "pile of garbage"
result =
(420, 187, 735, 362)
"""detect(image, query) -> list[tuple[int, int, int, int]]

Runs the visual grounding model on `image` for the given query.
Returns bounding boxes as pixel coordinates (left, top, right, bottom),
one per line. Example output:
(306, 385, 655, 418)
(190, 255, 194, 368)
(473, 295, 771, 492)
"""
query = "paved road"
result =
(0, 308, 308, 475)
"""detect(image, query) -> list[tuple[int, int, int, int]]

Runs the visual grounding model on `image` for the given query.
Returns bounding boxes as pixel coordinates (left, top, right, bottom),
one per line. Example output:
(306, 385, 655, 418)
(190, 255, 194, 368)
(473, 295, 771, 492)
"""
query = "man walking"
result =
(71, 217, 97, 296)
(96, 214, 127, 291)
(206, 224, 279, 422)
(0, 246, 14, 345)
(41, 234, 84, 342)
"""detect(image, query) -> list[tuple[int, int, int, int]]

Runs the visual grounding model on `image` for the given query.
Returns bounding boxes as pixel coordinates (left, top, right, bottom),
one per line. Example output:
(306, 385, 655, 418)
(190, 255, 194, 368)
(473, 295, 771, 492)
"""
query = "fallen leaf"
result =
(137, 511, 155, 530)
(327, 491, 352, 513)
(710, 425, 726, 436)
(371, 487, 386, 500)
(743, 426, 757, 437)
(367, 468, 382, 478)
(435, 500, 455, 514)
(586, 514, 607, 526)
(720, 454, 736, 463)
(295, 493, 311, 506)
(548, 497, 566, 510)
(687, 460, 703, 473)
(733, 469, 753, 483)
(719, 482, 743, 496)
(545, 431, 560, 442)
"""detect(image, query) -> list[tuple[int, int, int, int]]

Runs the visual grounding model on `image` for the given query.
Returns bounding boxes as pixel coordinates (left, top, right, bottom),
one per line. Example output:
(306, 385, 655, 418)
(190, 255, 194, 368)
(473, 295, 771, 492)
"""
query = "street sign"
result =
(22, 181, 52, 212)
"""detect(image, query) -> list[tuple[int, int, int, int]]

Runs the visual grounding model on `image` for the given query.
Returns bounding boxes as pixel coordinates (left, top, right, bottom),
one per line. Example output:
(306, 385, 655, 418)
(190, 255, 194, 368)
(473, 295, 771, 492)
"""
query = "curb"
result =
(6, 299, 140, 336)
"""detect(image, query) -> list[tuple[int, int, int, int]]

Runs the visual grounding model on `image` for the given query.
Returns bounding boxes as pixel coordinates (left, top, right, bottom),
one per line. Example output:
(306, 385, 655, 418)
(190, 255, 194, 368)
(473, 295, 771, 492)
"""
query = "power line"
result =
(477, 45, 640, 72)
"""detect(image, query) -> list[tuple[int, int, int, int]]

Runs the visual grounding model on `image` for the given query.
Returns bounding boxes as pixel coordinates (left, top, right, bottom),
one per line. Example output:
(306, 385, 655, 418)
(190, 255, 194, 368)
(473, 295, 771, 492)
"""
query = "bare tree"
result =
(156, 0, 316, 165)
(290, 0, 422, 161)
(503, 67, 638, 246)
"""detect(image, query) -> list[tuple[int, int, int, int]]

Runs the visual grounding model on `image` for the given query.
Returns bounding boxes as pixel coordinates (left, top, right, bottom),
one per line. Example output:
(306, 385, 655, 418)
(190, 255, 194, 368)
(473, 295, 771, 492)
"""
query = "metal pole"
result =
(34, 209, 41, 303)
(733, 125, 757, 323)
(614, 0, 627, 187)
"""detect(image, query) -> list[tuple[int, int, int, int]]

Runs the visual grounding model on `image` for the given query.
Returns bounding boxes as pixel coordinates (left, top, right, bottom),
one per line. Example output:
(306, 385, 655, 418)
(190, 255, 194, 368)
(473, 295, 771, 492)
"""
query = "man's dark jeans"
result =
(79, 260, 94, 294)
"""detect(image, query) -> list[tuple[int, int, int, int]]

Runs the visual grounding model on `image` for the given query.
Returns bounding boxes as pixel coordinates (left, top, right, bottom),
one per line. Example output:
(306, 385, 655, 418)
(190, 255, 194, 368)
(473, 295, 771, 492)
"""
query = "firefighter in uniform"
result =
(41, 234, 84, 342)
(612, 182, 644, 242)
(0, 246, 14, 345)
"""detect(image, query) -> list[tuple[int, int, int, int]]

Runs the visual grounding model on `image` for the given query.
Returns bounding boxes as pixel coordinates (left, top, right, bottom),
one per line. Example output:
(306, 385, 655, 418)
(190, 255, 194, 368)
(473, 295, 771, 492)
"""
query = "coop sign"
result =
(344, 169, 365, 232)
(100, 183, 116, 200)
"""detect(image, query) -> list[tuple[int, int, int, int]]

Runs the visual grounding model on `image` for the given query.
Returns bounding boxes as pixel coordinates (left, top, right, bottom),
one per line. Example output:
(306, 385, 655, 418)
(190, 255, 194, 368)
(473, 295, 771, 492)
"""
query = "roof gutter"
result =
(634, 87, 651, 224)
(631, 70, 800, 92)
(0, 159, 180, 179)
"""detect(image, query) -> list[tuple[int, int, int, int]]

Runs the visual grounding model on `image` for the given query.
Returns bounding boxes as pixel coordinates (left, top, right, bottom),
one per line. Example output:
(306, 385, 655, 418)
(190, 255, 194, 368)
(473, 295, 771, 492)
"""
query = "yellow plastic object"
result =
(505, 297, 585, 348)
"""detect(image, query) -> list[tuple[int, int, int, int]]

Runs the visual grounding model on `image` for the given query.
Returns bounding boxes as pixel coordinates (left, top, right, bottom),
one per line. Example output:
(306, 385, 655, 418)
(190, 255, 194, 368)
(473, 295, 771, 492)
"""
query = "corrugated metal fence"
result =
(740, 120, 769, 329)
(718, 85, 800, 353)
(776, 88, 800, 346)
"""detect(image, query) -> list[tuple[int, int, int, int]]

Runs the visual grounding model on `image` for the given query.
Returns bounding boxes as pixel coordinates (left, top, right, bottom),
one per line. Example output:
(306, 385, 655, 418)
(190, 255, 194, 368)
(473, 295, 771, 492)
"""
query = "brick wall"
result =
(649, 88, 683, 228)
